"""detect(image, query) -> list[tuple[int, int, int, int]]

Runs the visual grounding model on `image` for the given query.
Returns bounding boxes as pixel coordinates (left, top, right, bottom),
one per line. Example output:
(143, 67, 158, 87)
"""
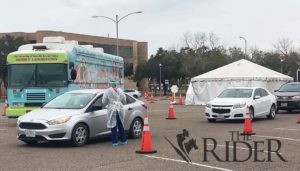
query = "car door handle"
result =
(128, 108, 133, 111)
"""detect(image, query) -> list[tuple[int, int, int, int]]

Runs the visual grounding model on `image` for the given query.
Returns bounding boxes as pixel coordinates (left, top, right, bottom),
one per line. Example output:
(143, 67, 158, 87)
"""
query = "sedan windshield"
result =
(44, 93, 96, 109)
(278, 84, 300, 92)
(218, 89, 253, 98)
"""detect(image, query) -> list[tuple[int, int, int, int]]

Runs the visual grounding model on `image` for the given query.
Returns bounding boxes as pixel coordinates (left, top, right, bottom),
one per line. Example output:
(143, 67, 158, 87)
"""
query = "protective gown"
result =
(102, 87, 126, 128)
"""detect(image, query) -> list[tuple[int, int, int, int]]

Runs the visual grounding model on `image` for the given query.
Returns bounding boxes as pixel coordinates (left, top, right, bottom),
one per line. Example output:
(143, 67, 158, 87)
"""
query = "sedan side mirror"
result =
(274, 89, 278, 92)
(254, 95, 261, 100)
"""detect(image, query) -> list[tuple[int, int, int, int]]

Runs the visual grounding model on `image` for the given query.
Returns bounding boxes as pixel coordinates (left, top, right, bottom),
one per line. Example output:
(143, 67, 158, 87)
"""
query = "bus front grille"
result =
(26, 93, 46, 100)
(24, 103, 44, 107)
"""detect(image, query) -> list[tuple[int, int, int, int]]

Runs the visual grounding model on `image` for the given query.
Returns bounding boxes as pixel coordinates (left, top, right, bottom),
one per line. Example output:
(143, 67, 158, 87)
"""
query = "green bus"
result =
(6, 40, 124, 118)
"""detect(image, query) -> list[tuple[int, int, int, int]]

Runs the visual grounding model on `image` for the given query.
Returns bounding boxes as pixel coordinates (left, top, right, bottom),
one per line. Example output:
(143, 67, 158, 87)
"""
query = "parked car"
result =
(16, 89, 146, 146)
(274, 82, 300, 113)
(205, 87, 277, 122)
(124, 89, 141, 98)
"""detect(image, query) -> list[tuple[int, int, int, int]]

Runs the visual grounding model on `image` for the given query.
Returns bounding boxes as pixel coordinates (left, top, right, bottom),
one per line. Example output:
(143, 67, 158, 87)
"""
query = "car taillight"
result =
(142, 103, 147, 109)
(56, 88, 60, 93)
(13, 89, 17, 94)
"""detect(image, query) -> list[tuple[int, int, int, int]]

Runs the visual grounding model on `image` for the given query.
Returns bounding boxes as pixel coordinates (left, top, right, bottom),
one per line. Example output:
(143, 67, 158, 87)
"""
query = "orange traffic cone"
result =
(166, 102, 176, 119)
(170, 95, 174, 102)
(240, 110, 255, 135)
(177, 94, 183, 105)
(144, 92, 149, 99)
(136, 113, 157, 154)
(170, 95, 176, 105)
(2, 100, 7, 116)
(150, 95, 155, 103)
(297, 114, 300, 124)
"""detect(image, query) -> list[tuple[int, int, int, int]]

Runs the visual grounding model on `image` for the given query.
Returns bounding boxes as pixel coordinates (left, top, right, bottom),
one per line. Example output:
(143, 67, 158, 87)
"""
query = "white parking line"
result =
(207, 144, 283, 155)
(274, 128, 299, 131)
(144, 155, 233, 171)
(253, 135, 300, 142)
(0, 129, 7, 131)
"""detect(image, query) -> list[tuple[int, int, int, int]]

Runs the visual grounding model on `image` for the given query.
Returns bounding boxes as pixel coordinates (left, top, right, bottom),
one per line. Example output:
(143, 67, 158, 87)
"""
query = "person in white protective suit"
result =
(102, 81, 127, 147)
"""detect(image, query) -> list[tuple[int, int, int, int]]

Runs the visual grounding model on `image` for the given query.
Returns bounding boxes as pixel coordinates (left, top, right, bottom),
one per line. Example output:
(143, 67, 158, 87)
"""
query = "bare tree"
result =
(182, 31, 193, 49)
(193, 32, 207, 50)
(182, 31, 222, 53)
(182, 31, 208, 50)
(250, 46, 264, 63)
(273, 38, 293, 56)
(208, 32, 219, 50)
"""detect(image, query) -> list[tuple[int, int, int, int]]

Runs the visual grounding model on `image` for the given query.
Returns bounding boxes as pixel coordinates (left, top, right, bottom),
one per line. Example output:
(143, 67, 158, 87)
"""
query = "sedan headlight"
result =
(233, 102, 247, 109)
(206, 103, 212, 108)
(47, 116, 72, 125)
(292, 96, 300, 100)
(17, 116, 23, 125)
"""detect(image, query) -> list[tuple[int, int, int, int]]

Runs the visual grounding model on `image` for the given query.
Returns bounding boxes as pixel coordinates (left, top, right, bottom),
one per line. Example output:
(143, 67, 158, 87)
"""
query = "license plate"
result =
(218, 114, 224, 118)
(281, 103, 287, 107)
(25, 130, 36, 137)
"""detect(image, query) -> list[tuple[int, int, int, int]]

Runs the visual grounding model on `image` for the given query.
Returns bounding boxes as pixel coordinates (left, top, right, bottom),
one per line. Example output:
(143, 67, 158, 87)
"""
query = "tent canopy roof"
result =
(191, 59, 293, 82)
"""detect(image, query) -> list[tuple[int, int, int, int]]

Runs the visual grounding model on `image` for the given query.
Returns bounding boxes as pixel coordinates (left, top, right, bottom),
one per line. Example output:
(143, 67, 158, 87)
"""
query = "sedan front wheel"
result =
(129, 118, 143, 139)
(71, 123, 89, 147)
(249, 107, 255, 121)
(267, 105, 276, 120)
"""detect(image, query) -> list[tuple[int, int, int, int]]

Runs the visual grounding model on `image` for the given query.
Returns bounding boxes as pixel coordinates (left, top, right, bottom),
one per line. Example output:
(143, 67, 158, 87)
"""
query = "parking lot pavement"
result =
(0, 102, 4, 116)
(0, 100, 300, 170)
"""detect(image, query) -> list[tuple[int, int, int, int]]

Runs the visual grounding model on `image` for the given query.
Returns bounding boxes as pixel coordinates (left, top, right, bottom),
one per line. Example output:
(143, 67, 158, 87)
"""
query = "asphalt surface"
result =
(0, 100, 300, 171)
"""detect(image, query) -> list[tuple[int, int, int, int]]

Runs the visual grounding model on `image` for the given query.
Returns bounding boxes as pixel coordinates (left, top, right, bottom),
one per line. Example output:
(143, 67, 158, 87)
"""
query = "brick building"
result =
(0, 30, 149, 93)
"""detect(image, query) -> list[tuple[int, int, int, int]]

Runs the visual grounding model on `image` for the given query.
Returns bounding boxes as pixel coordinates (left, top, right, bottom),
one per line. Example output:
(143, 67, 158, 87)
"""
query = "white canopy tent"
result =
(185, 59, 293, 105)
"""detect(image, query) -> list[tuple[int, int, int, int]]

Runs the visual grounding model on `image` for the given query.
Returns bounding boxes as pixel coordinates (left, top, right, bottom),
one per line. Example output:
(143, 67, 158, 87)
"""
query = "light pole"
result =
(159, 64, 162, 96)
(280, 59, 284, 73)
(92, 11, 142, 56)
(239, 36, 247, 58)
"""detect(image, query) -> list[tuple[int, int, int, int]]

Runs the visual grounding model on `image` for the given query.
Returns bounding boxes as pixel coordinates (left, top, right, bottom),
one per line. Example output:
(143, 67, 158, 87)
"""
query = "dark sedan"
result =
(275, 82, 300, 112)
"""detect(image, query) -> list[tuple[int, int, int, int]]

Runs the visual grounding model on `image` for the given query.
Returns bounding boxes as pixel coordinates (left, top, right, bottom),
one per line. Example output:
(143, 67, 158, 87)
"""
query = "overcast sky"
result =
(1, 0, 300, 56)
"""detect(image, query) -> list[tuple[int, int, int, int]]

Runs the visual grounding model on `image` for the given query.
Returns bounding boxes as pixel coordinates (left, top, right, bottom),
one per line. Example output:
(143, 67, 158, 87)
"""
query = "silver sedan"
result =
(17, 89, 146, 146)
